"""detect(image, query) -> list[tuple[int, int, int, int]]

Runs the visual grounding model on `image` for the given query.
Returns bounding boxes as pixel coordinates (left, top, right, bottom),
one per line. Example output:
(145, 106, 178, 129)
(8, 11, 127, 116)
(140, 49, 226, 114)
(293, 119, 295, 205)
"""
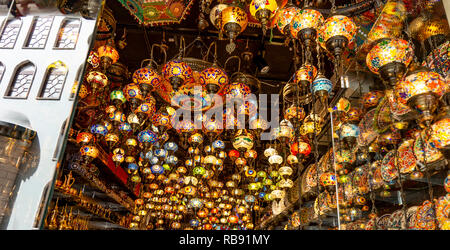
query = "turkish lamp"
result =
(275, 3, 300, 36)
(268, 154, 283, 167)
(97, 41, 119, 72)
(312, 73, 333, 105)
(110, 90, 126, 110)
(79, 145, 99, 165)
(395, 70, 448, 127)
(290, 6, 324, 49)
(86, 71, 108, 94)
(276, 119, 294, 143)
(220, 6, 248, 53)
(249, 0, 278, 36)
(132, 61, 162, 98)
(123, 83, 144, 111)
(105, 132, 120, 150)
(76, 131, 95, 146)
(339, 123, 360, 149)
(429, 118, 450, 159)
(366, 38, 414, 88)
(318, 14, 357, 68)
(127, 113, 142, 132)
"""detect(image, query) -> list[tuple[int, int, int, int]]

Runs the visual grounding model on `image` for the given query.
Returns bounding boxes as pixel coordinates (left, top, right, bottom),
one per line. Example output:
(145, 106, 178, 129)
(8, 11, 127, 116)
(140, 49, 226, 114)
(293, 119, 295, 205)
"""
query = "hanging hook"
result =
(224, 55, 241, 73)
(203, 41, 218, 64)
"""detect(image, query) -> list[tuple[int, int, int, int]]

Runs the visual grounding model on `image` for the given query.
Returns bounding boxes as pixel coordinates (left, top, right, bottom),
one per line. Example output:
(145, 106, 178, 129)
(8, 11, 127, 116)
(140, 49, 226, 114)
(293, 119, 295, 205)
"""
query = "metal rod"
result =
(328, 109, 341, 230)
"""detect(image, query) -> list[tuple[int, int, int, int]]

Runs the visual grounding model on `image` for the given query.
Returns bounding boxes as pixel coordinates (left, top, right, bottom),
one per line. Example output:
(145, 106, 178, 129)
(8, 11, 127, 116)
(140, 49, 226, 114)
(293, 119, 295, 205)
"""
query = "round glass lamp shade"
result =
(319, 172, 336, 187)
(312, 74, 333, 95)
(264, 147, 277, 157)
(366, 38, 414, 75)
(395, 71, 448, 104)
(290, 8, 325, 41)
(123, 83, 144, 103)
(429, 118, 450, 149)
(210, 4, 228, 29)
(220, 6, 248, 36)
(232, 133, 254, 151)
(224, 81, 251, 99)
(161, 60, 194, 89)
(110, 90, 126, 104)
(339, 123, 360, 139)
(86, 71, 108, 91)
(294, 64, 318, 84)
(199, 67, 229, 94)
(132, 66, 162, 94)
(80, 145, 99, 159)
(318, 15, 357, 51)
(97, 45, 119, 64)
(268, 154, 283, 165)
(275, 6, 300, 35)
(284, 105, 305, 121)
(249, 0, 278, 20)
(137, 130, 158, 144)
(290, 141, 311, 157)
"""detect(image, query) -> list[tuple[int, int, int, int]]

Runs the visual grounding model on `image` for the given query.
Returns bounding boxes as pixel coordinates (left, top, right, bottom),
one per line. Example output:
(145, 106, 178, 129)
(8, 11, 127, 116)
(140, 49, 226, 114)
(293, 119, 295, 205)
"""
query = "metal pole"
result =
(328, 108, 341, 230)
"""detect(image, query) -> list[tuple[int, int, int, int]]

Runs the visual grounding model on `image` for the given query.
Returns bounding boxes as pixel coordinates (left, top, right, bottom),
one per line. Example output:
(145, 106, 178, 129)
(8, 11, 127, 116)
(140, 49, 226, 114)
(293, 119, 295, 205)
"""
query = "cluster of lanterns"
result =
(74, 0, 450, 230)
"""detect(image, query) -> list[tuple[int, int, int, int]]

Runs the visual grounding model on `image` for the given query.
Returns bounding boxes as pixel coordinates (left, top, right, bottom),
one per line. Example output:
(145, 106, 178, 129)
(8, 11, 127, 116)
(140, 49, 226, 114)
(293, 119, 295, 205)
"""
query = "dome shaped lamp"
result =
(249, 0, 278, 36)
(97, 40, 119, 72)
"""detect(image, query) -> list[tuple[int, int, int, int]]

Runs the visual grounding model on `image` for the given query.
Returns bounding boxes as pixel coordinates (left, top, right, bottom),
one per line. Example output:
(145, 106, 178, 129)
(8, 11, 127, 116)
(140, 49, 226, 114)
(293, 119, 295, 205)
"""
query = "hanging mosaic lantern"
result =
(97, 43, 119, 71)
(339, 123, 360, 149)
(275, 5, 300, 35)
(110, 90, 126, 109)
(123, 83, 144, 111)
(137, 130, 158, 151)
(395, 70, 448, 126)
(429, 118, 450, 159)
(232, 130, 254, 152)
(311, 73, 333, 104)
(290, 141, 311, 159)
(162, 59, 193, 91)
(210, 3, 229, 29)
(199, 67, 229, 94)
(366, 38, 414, 88)
(80, 145, 99, 165)
(132, 65, 162, 98)
(318, 15, 357, 59)
(294, 64, 318, 87)
(290, 7, 324, 48)
(86, 71, 108, 93)
(220, 6, 248, 53)
(249, 0, 278, 36)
